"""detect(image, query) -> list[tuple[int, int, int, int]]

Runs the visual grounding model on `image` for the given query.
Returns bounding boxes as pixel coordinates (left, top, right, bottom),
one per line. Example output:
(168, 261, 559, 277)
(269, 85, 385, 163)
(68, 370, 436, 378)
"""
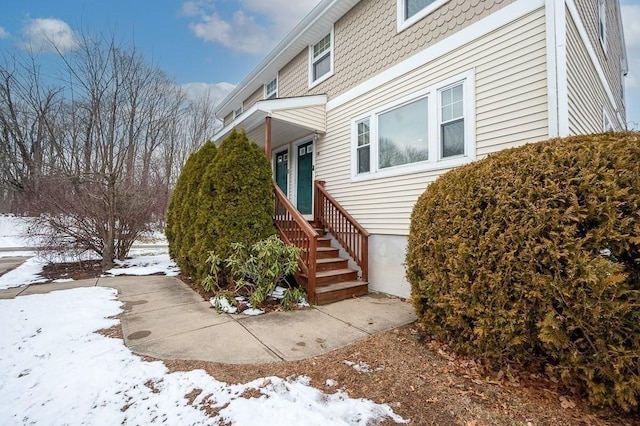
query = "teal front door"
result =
(296, 141, 313, 215)
(275, 150, 288, 195)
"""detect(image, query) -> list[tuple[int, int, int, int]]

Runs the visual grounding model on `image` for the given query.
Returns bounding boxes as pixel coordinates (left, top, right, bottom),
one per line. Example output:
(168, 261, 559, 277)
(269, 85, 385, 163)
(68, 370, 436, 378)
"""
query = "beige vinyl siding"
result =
(271, 106, 326, 133)
(243, 87, 264, 111)
(315, 7, 548, 236)
(572, 0, 626, 120)
(279, 0, 517, 101)
(567, 12, 611, 134)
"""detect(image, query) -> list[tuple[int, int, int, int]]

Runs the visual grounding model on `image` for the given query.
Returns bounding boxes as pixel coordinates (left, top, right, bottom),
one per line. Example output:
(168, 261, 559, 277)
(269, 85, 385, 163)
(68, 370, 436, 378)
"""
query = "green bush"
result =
(197, 129, 275, 264)
(203, 235, 302, 309)
(406, 132, 640, 411)
(168, 129, 275, 283)
(166, 141, 217, 278)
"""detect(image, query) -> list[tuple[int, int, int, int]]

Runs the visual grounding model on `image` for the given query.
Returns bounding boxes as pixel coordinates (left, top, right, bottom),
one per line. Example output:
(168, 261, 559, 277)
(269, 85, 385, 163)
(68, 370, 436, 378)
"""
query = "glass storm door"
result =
(296, 141, 313, 215)
(275, 150, 288, 195)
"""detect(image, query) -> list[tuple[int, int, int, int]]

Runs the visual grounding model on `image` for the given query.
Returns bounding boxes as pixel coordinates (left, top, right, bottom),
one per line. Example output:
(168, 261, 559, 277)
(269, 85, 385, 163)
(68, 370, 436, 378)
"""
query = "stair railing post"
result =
(308, 234, 317, 304)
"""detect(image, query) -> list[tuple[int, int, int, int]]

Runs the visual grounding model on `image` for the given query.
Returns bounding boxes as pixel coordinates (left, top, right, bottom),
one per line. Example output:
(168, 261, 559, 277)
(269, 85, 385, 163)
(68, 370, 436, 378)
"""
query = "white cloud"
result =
(0, 27, 9, 39)
(21, 18, 79, 54)
(622, 4, 640, 88)
(180, 81, 235, 105)
(184, 0, 321, 54)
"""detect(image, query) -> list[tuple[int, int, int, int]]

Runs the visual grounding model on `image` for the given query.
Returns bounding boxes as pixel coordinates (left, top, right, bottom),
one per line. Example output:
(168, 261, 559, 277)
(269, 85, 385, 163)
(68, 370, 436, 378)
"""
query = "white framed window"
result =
(351, 71, 475, 181)
(264, 77, 278, 100)
(234, 106, 243, 119)
(603, 108, 614, 131)
(309, 29, 334, 88)
(598, 0, 607, 53)
(397, 0, 450, 32)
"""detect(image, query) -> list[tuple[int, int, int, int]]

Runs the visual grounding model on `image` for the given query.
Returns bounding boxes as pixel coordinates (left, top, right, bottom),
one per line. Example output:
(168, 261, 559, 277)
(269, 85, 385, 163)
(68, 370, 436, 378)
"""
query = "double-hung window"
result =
(352, 72, 473, 180)
(309, 30, 333, 87)
(264, 77, 277, 100)
(598, 0, 607, 53)
(397, 0, 450, 32)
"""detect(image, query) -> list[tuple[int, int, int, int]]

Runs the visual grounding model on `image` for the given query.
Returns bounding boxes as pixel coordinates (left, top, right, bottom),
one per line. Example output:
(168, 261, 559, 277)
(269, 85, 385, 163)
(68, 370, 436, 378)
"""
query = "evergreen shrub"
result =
(406, 132, 640, 411)
(197, 129, 275, 265)
(166, 141, 217, 278)
(167, 129, 275, 283)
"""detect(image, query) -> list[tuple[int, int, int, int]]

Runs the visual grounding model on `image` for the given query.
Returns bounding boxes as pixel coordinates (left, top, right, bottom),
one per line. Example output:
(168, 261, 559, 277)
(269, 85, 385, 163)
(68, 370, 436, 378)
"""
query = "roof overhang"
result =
(213, 95, 327, 146)
(214, 0, 360, 119)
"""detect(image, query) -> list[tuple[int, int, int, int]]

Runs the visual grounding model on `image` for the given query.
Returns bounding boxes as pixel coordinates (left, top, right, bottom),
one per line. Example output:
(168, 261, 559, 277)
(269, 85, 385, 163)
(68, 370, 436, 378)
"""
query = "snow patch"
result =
(104, 253, 179, 277)
(0, 287, 407, 425)
(0, 256, 47, 289)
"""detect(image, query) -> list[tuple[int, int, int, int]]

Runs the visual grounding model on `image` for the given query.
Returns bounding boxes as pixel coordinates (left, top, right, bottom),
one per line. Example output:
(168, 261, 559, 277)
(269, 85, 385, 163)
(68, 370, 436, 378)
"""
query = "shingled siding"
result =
(313, 7, 548, 236)
(278, 0, 517, 101)
(572, 0, 626, 121)
(567, 11, 615, 134)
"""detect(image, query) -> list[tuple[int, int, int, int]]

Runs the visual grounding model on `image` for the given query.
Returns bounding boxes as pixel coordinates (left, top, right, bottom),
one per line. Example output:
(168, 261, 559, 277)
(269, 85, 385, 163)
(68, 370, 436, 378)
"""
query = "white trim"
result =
(214, 95, 328, 142)
(350, 70, 475, 183)
(328, 0, 545, 111)
(397, 0, 451, 33)
(545, 0, 559, 137)
(555, 0, 569, 137)
(264, 75, 278, 100)
(308, 27, 334, 89)
(566, 0, 624, 128)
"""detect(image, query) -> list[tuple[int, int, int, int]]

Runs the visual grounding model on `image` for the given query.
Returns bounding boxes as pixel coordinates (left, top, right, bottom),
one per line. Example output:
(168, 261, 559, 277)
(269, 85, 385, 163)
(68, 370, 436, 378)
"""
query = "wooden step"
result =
(316, 257, 349, 272)
(313, 247, 340, 259)
(314, 280, 368, 305)
(312, 268, 358, 286)
(289, 237, 332, 247)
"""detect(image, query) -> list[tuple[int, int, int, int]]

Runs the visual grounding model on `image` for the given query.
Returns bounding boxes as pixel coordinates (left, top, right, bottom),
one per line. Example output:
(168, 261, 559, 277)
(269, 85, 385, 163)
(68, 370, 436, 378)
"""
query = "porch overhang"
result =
(213, 95, 327, 150)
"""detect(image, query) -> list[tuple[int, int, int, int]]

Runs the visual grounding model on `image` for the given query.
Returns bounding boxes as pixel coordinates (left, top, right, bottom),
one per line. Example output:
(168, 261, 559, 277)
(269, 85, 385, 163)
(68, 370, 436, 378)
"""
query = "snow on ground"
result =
(104, 251, 179, 277)
(0, 256, 48, 289)
(0, 287, 406, 425)
(0, 215, 32, 249)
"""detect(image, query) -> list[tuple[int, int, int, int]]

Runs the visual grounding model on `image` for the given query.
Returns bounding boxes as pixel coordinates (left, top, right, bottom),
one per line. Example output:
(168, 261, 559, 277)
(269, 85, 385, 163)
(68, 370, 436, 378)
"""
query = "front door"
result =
(275, 150, 288, 195)
(296, 141, 313, 215)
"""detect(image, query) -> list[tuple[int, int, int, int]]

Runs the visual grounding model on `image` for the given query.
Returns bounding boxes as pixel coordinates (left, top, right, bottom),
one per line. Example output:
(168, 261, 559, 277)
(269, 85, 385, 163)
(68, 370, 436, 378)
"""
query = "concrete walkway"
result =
(1, 275, 417, 364)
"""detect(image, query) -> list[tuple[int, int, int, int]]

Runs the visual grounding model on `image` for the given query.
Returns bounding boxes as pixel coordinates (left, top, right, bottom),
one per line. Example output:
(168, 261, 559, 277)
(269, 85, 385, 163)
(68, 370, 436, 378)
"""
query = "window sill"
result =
(309, 71, 334, 90)
(351, 155, 474, 183)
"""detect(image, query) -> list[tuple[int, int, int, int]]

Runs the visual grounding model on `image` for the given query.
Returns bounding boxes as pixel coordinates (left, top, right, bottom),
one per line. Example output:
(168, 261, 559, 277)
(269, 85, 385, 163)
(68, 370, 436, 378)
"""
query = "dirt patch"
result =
(41, 260, 103, 281)
(96, 323, 123, 340)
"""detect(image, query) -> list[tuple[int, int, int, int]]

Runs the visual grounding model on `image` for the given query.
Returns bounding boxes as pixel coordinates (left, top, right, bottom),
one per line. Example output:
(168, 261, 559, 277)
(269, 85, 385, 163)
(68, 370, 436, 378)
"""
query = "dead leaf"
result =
(559, 396, 576, 409)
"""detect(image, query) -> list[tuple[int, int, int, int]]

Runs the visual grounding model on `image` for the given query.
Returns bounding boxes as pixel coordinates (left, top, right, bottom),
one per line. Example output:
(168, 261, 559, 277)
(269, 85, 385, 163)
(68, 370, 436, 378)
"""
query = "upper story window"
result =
(234, 106, 243, 119)
(598, 0, 607, 53)
(264, 77, 278, 100)
(352, 71, 474, 181)
(397, 0, 450, 32)
(309, 29, 334, 87)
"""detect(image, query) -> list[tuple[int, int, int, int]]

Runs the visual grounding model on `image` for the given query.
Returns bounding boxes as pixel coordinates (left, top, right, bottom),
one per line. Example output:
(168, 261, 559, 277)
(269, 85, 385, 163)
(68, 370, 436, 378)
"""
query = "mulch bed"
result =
(43, 263, 639, 425)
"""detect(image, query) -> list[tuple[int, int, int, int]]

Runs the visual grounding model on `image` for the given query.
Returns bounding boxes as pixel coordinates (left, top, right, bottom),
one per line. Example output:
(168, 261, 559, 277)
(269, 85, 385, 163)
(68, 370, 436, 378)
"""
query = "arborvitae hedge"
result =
(197, 129, 275, 264)
(167, 129, 275, 282)
(166, 141, 217, 278)
(406, 132, 640, 411)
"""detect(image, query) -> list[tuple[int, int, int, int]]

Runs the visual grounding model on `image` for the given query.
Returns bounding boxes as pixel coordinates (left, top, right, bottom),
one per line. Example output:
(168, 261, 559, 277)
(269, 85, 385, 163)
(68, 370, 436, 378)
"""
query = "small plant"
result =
(204, 235, 302, 310)
(281, 287, 308, 310)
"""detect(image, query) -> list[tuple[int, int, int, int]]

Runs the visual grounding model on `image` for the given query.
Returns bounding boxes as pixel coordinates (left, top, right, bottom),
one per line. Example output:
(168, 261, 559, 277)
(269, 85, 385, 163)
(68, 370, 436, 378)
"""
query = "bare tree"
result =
(0, 34, 216, 270)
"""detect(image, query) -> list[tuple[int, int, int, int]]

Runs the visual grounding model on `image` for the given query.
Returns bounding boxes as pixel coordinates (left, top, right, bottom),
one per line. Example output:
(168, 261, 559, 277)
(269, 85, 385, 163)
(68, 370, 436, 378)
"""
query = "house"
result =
(212, 0, 628, 303)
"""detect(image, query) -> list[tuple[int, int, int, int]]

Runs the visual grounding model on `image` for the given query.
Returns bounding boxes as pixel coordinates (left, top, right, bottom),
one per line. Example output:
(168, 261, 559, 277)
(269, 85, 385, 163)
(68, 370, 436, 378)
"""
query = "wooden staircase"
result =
(298, 223, 368, 305)
(273, 181, 370, 305)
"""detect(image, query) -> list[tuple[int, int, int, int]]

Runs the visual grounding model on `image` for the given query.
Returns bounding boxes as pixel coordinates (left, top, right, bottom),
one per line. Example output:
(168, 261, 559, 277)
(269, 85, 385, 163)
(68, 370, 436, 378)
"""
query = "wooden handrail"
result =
(273, 184, 318, 300)
(314, 180, 369, 281)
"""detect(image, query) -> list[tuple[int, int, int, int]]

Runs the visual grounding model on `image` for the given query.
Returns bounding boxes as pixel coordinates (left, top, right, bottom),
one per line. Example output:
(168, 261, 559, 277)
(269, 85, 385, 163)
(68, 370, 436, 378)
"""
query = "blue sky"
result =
(0, 0, 638, 129)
